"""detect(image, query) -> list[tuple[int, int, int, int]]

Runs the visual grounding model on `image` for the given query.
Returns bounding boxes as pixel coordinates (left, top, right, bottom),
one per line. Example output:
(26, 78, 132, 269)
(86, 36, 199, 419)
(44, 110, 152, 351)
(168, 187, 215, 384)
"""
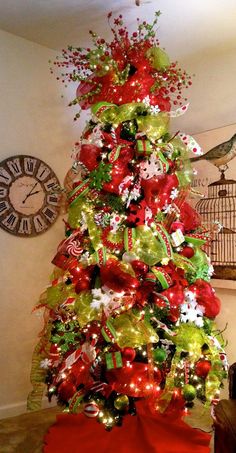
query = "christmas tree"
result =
(28, 12, 227, 431)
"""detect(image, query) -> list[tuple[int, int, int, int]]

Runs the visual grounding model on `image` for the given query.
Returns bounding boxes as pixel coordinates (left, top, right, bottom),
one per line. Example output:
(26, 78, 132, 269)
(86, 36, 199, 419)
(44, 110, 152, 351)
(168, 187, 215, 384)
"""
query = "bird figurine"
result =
(191, 133, 236, 168)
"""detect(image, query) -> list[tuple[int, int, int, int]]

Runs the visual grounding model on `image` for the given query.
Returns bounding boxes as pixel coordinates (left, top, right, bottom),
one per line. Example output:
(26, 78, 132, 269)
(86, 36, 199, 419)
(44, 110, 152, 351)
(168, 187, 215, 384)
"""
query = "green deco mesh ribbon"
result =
(27, 323, 52, 411)
(74, 290, 100, 327)
(146, 47, 171, 70)
(97, 102, 146, 124)
(136, 113, 169, 142)
(92, 101, 170, 142)
(112, 310, 159, 348)
(132, 225, 165, 266)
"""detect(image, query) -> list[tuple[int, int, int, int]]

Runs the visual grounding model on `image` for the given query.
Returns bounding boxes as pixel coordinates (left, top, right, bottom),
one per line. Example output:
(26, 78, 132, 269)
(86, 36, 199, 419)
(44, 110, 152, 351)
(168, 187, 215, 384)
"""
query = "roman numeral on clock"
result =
(36, 164, 51, 181)
(0, 167, 12, 185)
(42, 206, 56, 223)
(44, 178, 57, 192)
(24, 157, 37, 175)
(0, 200, 9, 215)
(33, 215, 47, 233)
(47, 194, 59, 205)
(0, 187, 7, 198)
(2, 212, 18, 230)
(7, 158, 22, 177)
(18, 217, 32, 235)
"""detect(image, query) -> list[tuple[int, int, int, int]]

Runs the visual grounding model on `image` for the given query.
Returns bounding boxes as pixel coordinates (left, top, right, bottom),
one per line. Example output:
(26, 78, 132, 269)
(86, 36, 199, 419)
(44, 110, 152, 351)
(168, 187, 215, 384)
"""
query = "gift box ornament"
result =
(136, 139, 153, 156)
(105, 351, 123, 370)
(171, 229, 185, 247)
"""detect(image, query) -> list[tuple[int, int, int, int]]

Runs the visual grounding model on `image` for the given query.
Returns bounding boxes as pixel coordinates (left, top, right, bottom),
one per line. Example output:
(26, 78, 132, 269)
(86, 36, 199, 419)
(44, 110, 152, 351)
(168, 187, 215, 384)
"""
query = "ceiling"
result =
(0, 0, 236, 134)
(0, 0, 235, 53)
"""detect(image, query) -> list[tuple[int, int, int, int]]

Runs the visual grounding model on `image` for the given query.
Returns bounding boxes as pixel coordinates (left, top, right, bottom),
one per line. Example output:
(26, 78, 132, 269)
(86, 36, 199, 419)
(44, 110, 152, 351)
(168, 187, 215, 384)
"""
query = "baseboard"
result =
(0, 397, 56, 420)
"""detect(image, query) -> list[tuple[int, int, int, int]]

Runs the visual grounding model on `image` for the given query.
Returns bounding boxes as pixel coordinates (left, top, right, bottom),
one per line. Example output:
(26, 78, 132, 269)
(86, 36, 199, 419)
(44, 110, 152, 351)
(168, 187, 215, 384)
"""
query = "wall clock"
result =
(0, 155, 61, 237)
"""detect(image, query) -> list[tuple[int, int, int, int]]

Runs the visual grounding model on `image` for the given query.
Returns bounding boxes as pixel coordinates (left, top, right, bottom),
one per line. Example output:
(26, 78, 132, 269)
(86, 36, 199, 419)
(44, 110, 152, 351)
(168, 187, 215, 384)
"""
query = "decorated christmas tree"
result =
(28, 12, 227, 433)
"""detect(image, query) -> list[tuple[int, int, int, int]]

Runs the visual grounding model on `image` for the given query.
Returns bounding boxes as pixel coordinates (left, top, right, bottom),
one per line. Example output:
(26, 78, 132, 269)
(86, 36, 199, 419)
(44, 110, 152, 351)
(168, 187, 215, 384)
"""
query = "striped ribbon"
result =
(156, 150, 169, 173)
(108, 145, 121, 163)
(68, 179, 90, 205)
(151, 223, 173, 258)
(101, 319, 117, 343)
(94, 247, 107, 265)
(151, 266, 173, 289)
(185, 233, 208, 246)
(124, 228, 136, 251)
(69, 389, 85, 413)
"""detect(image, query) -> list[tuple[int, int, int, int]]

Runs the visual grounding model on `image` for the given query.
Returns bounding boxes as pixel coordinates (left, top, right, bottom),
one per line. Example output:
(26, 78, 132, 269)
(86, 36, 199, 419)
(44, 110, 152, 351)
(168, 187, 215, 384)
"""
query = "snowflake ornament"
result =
(149, 105, 161, 115)
(142, 96, 160, 115)
(142, 95, 151, 107)
(140, 153, 164, 180)
(40, 358, 52, 369)
(170, 188, 179, 200)
(91, 286, 123, 315)
(180, 291, 204, 328)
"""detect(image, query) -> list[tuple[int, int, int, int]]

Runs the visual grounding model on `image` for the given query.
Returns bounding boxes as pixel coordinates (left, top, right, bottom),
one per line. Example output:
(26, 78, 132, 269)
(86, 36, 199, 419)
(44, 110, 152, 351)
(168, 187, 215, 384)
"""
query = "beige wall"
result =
(0, 29, 235, 419)
(215, 287, 235, 369)
(0, 29, 80, 418)
(193, 126, 236, 378)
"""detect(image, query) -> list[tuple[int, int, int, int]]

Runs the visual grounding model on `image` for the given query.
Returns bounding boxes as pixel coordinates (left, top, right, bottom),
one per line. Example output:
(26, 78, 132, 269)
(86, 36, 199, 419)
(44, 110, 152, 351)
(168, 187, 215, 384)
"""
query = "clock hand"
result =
(26, 190, 42, 197)
(22, 190, 42, 204)
(22, 182, 38, 204)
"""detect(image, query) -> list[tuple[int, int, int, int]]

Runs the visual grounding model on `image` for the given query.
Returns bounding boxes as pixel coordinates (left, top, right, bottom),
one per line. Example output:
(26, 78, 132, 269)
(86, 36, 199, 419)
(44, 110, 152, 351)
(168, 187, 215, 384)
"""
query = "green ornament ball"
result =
(114, 394, 129, 411)
(183, 384, 196, 402)
(153, 348, 167, 363)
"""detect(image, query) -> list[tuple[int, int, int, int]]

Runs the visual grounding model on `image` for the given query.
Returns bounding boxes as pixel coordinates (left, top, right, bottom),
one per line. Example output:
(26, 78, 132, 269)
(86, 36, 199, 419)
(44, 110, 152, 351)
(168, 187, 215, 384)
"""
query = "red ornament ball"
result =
(131, 260, 149, 277)
(153, 367, 162, 384)
(57, 380, 76, 402)
(195, 360, 211, 378)
(170, 221, 185, 233)
(180, 246, 195, 259)
(122, 347, 136, 363)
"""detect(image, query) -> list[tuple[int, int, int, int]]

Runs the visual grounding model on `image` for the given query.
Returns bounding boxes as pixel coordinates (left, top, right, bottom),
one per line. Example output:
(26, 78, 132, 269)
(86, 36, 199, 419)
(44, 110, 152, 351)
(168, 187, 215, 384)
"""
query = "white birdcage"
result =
(196, 171, 236, 279)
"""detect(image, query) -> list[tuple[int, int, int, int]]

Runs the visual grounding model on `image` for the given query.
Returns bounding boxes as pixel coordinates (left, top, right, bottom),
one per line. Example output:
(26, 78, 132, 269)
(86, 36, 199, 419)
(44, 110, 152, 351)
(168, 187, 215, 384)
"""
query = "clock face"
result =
(0, 155, 61, 237)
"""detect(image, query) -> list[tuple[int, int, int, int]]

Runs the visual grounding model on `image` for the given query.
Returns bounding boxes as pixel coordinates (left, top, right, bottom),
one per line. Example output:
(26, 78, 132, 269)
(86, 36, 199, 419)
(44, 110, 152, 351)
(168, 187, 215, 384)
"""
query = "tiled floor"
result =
(0, 407, 60, 453)
(0, 403, 214, 453)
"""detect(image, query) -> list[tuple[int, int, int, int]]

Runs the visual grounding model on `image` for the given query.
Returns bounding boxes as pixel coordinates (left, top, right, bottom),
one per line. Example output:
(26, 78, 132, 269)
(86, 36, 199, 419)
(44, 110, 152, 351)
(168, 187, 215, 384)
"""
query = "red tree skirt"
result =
(43, 402, 211, 453)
